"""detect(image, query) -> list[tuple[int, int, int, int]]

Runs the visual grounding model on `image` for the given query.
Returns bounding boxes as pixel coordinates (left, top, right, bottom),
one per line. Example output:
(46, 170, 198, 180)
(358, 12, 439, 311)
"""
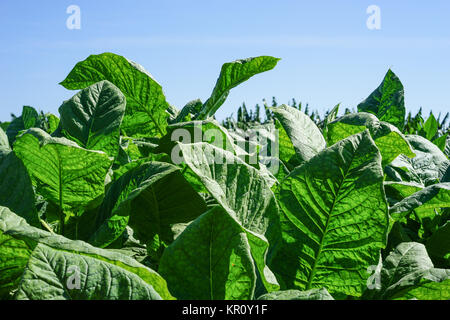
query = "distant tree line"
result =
(222, 97, 449, 138)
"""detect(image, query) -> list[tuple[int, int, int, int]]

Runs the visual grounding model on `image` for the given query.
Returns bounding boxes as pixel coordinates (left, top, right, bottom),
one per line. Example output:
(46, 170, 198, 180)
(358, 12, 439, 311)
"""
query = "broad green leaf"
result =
(17, 244, 163, 300)
(176, 142, 280, 293)
(389, 183, 450, 220)
(59, 80, 126, 157)
(0, 151, 37, 226)
(423, 113, 439, 141)
(327, 112, 415, 166)
(363, 242, 450, 300)
(159, 206, 256, 300)
(271, 130, 389, 297)
(0, 206, 174, 300)
(357, 69, 405, 130)
(426, 222, 450, 267)
(271, 104, 326, 164)
(196, 56, 280, 119)
(89, 162, 206, 249)
(60, 52, 171, 138)
(6, 106, 39, 143)
(13, 129, 112, 233)
(257, 288, 334, 300)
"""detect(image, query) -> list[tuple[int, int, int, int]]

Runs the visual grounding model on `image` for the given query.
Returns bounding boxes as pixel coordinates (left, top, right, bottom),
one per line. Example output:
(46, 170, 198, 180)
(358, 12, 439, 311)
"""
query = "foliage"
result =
(0, 53, 448, 300)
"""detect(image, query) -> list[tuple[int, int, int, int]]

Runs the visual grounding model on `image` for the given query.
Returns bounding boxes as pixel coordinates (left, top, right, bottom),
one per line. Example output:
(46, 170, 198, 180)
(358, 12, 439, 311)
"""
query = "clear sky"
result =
(0, 0, 449, 122)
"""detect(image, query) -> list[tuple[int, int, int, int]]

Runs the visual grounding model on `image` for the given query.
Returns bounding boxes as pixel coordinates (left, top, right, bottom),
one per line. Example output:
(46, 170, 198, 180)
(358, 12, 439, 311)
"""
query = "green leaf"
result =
(60, 52, 171, 138)
(389, 183, 450, 220)
(0, 231, 32, 298)
(357, 69, 405, 130)
(363, 242, 450, 300)
(423, 113, 439, 141)
(22, 106, 39, 129)
(0, 122, 10, 132)
(13, 129, 112, 232)
(271, 130, 389, 297)
(59, 80, 126, 157)
(257, 288, 334, 300)
(6, 106, 40, 144)
(405, 135, 449, 183)
(327, 112, 415, 166)
(426, 222, 450, 267)
(46, 113, 60, 134)
(170, 99, 202, 124)
(0, 206, 173, 300)
(271, 104, 326, 164)
(176, 142, 280, 293)
(89, 162, 206, 249)
(384, 181, 424, 198)
(433, 134, 448, 152)
(322, 103, 340, 138)
(384, 181, 423, 206)
(0, 151, 38, 226)
(159, 206, 256, 300)
(276, 121, 297, 168)
(196, 56, 280, 119)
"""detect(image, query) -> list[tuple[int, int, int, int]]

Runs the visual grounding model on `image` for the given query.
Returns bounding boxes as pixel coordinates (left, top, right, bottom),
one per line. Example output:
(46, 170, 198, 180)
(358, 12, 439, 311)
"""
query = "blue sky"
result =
(0, 0, 449, 122)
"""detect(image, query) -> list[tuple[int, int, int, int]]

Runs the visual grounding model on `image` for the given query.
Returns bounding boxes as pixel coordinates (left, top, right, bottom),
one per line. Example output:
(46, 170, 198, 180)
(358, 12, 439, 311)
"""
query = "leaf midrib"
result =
(305, 146, 357, 290)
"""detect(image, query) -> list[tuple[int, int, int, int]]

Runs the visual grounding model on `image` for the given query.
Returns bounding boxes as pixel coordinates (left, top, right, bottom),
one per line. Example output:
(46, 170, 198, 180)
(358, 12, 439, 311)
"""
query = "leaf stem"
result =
(40, 219, 55, 234)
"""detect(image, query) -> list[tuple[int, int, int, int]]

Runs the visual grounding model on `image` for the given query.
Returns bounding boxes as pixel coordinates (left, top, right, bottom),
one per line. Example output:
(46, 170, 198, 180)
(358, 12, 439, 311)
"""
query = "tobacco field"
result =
(0, 53, 449, 300)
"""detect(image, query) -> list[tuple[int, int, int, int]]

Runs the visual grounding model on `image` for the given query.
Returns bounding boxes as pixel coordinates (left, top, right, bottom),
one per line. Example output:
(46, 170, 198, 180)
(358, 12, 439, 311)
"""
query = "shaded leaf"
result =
(363, 242, 450, 300)
(89, 162, 206, 250)
(159, 206, 256, 300)
(0, 151, 37, 226)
